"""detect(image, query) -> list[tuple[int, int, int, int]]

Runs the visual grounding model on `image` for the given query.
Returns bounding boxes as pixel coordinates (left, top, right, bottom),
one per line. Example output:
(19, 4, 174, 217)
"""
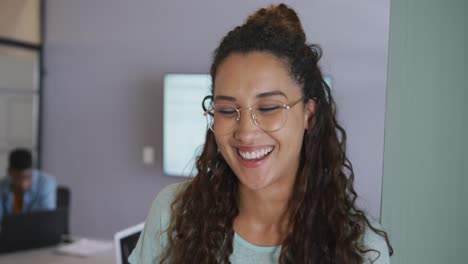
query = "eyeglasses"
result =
(203, 97, 304, 135)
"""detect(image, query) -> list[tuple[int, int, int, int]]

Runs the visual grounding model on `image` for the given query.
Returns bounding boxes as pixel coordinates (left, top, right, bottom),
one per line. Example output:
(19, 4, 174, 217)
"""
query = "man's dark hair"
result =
(8, 148, 33, 171)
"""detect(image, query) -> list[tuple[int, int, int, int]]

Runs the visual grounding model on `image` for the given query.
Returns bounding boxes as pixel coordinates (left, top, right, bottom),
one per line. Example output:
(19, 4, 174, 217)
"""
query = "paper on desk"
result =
(55, 238, 113, 257)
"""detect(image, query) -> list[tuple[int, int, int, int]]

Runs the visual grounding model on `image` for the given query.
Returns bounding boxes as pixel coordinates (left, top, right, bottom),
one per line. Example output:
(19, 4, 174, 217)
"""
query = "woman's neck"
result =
(238, 184, 291, 224)
(233, 180, 295, 246)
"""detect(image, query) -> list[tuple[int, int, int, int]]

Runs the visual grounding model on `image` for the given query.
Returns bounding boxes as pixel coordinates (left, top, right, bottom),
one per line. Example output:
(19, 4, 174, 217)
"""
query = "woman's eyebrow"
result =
(256, 91, 288, 99)
(214, 95, 236, 102)
(214, 91, 288, 102)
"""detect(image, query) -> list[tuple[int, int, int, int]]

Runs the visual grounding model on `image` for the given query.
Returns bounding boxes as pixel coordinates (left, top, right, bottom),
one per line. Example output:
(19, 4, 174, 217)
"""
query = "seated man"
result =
(0, 148, 56, 221)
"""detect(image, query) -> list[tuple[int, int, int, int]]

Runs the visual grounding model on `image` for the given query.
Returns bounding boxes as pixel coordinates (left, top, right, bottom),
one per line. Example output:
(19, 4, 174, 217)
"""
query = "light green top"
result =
(129, 182, 390, 264)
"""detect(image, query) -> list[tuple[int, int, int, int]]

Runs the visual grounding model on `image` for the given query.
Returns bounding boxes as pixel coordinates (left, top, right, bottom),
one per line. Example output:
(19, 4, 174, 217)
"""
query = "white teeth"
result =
(238, 147, 273, 160)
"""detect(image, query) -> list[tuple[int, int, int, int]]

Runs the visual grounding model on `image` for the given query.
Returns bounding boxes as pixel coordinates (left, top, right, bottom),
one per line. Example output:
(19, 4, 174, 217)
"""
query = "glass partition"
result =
(0, 45, 40, 172)
(0, 0, 42, 172)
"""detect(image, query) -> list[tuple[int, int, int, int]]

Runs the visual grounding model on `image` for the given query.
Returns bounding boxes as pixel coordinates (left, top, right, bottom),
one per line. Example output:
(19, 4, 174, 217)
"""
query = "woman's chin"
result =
(237, 173, 273, 191)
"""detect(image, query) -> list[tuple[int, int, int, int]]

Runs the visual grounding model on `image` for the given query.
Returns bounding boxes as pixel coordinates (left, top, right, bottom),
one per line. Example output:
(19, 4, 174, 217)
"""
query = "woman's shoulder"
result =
(141, 180, 190, 232)
(128, 181, 190, 263)
(152, 181, 190, 210)
(361, 216, 391, 264)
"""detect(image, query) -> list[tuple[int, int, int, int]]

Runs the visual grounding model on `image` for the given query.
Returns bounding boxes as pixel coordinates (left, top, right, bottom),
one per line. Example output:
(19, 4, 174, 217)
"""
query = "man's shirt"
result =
(0, 170, 57, 221)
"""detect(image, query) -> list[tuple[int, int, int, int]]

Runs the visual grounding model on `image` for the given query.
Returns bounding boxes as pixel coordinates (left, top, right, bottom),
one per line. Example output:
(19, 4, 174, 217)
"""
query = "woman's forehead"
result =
(213, 52, 301, 99)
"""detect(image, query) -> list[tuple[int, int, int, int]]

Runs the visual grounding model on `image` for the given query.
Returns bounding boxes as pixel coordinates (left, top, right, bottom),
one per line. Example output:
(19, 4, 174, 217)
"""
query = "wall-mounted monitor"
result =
(163, 74, 211, 177)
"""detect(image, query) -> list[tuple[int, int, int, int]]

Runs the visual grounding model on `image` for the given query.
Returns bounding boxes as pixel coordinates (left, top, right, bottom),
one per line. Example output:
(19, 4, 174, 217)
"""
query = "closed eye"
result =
(215, 107, 237, 117)
(258, 105, 282, 113)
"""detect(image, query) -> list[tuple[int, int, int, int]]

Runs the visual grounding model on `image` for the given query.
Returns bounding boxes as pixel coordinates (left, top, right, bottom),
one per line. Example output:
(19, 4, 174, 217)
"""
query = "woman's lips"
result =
(236, 146, 274, 168)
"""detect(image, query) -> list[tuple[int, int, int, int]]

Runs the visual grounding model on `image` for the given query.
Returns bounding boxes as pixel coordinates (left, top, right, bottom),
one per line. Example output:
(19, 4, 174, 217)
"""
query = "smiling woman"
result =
(209, 52, 314, 193)
(130, 3, 392, 264)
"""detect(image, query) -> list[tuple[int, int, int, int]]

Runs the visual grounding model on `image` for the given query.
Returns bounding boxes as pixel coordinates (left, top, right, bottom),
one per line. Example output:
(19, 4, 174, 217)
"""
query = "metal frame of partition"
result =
(0, 0, 45, 169)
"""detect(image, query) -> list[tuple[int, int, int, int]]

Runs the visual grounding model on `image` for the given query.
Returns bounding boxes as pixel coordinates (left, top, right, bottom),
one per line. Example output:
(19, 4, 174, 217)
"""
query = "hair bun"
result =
(245, 3, 306, 42)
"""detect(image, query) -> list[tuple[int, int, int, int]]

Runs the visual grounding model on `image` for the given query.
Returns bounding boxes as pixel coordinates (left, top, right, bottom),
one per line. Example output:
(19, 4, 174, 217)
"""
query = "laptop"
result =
(0, 208, 67, 253)
(114, 222, 144, 264)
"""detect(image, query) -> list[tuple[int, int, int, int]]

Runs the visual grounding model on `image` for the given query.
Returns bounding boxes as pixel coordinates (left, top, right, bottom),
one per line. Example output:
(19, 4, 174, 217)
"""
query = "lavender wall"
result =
(43, 0, 390, 238)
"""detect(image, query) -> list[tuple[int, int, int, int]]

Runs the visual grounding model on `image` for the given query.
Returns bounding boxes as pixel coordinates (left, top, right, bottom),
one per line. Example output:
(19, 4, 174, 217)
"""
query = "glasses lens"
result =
(207, 104, 238, 135)
(253, 101, 286, 132)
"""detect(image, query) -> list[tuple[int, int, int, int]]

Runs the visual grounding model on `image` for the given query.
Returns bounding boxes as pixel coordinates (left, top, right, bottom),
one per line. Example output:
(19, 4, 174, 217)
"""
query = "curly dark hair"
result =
(161, 3, 393, 263)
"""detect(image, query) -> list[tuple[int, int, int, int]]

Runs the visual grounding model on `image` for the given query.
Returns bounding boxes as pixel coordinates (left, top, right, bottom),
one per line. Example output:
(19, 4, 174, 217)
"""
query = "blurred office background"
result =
(0, 0, 466, 263)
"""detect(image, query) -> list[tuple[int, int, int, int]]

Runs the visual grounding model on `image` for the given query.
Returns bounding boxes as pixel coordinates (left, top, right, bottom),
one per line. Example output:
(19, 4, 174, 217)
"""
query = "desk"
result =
(0, 243, 115, 264)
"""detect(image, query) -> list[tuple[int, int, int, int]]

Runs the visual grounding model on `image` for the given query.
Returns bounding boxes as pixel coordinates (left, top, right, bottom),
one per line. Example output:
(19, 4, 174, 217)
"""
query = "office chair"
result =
(56, 186, 71, 236)
(57, 186, 70, 209)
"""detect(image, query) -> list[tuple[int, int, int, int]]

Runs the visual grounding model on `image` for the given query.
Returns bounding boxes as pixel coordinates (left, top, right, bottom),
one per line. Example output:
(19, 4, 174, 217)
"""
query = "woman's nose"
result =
(233, 109, 261, 141)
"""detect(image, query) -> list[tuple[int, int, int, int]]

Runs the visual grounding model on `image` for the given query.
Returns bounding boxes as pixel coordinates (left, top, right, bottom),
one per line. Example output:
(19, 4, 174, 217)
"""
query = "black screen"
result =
(120, 231, 141, 264)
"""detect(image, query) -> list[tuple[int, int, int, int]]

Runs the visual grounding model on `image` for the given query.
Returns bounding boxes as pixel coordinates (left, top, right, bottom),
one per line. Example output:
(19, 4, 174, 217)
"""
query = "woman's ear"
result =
(304, 98, 317, 130)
